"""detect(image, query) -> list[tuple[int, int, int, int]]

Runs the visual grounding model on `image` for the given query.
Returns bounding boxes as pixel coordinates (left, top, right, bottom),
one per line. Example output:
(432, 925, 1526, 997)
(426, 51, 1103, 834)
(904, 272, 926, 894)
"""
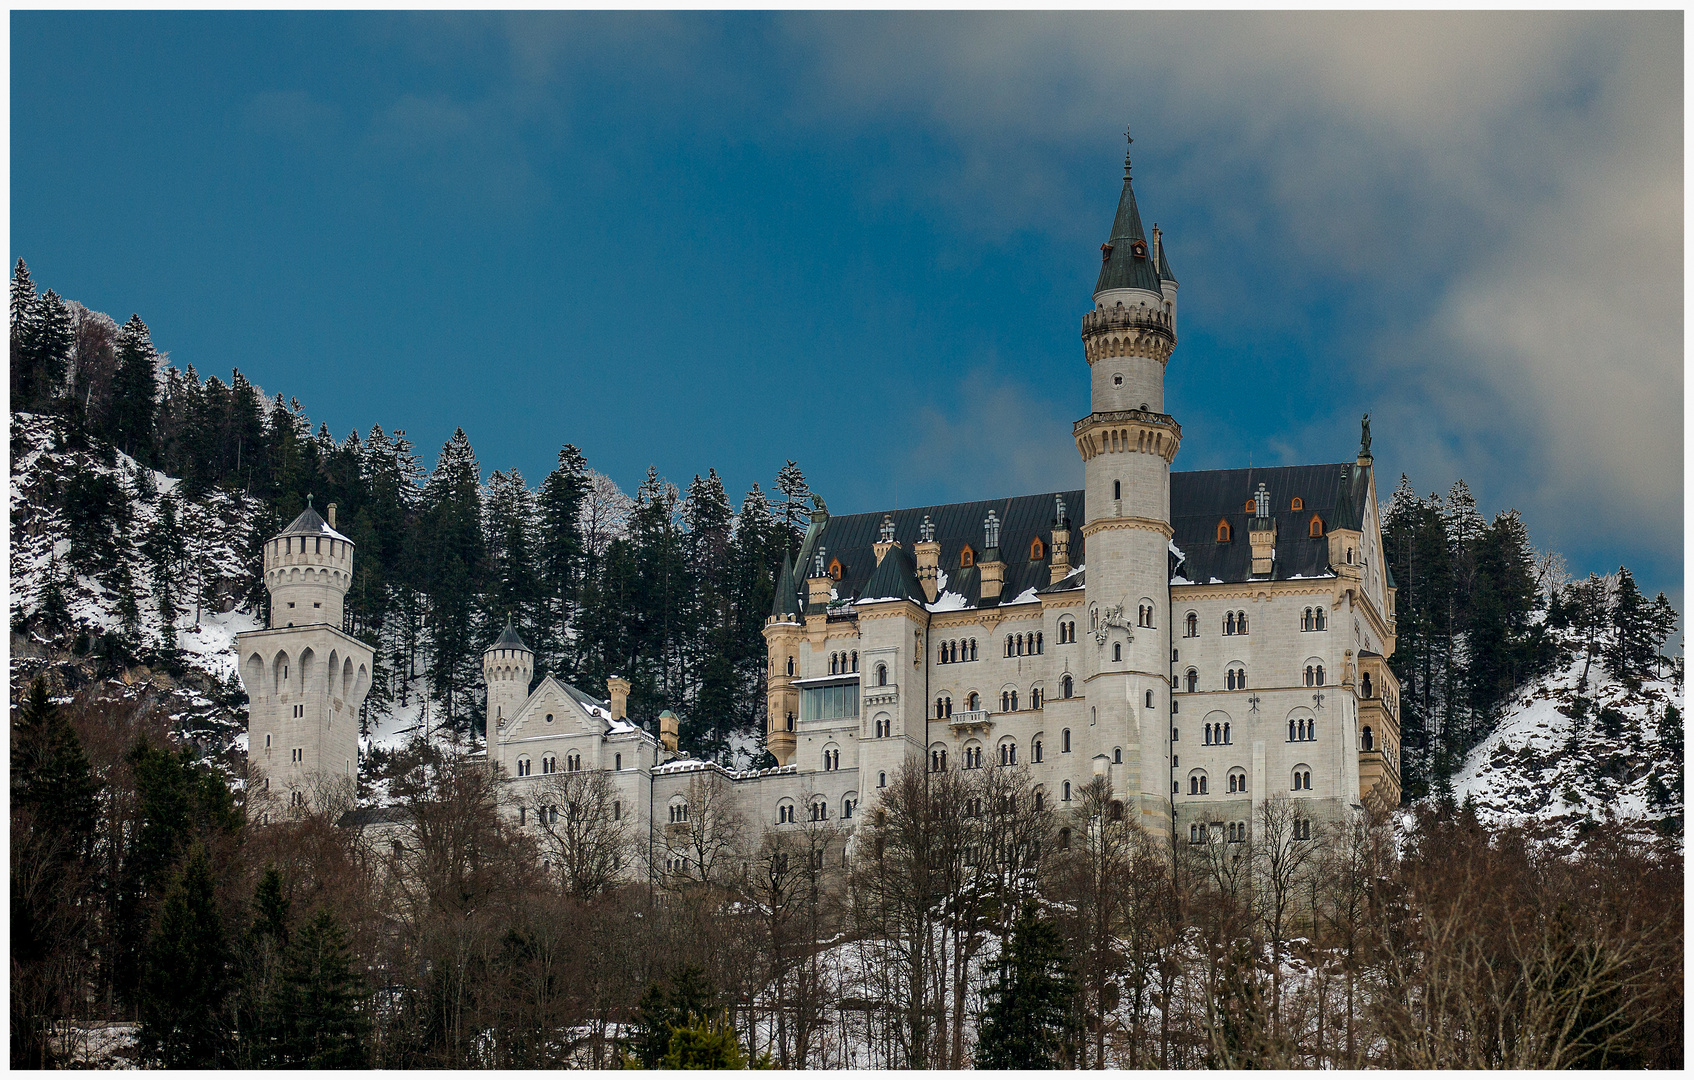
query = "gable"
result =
(507, 676, 608, 740)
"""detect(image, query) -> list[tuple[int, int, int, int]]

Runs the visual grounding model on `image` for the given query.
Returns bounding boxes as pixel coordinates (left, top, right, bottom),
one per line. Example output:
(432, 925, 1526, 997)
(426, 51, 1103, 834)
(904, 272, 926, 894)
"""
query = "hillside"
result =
(1447, 635, 1683, 846)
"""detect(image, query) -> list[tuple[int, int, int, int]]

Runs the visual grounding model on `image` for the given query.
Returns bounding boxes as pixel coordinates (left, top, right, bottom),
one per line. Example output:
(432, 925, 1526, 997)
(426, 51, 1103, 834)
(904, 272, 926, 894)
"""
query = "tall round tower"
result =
(483, 617, 535, 740)
(763, 550, 802, 766)
(264, 497, 353, 629)
(1074, 139, 1182, 830)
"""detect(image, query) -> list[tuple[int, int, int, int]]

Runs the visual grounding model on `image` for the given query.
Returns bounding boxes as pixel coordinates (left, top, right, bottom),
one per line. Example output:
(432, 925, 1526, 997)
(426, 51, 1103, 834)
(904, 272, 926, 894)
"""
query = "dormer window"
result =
(1100, 242, 1113, 264)
(959, 545, 975, 568)
(1030, 537, 1045, 560)
(1244, 499, 1256, 513)
(1216, 519, 1232, 543)
(1309, 515, 1325, 538)
(1130, 240, 1147, 258)
(828, 559, 843, 581)
(1291, 497, 1304, 511)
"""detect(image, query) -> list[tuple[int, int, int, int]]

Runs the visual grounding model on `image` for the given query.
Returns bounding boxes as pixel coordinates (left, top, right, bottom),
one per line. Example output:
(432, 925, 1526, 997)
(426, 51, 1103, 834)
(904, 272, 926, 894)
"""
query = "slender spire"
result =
(769, 550, 800, 619)
(1095, 132, 1164, 297)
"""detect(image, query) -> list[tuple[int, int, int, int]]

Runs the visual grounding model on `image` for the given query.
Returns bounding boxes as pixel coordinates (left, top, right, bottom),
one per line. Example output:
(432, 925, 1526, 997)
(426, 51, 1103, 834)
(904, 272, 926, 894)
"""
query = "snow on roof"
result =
(927, 590, 969, 612)
(1007, 586, 1040, 606)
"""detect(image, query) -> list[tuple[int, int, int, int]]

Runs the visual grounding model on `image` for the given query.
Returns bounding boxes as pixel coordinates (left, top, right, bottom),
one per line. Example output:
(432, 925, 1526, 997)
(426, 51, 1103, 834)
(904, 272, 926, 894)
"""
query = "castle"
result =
(237, 143, 1402, 866)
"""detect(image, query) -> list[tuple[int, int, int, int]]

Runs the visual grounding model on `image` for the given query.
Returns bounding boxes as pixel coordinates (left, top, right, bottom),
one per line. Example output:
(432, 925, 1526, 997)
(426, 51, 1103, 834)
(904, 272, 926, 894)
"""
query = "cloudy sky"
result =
(12, 12, 1682, 611)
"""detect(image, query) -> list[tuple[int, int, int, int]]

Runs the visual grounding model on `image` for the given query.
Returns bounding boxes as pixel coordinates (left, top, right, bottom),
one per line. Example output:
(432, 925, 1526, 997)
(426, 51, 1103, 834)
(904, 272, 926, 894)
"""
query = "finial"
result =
(306, 493, 314, 509)
(879, 514, 896, 545)
(983, 510, 1001, 550)
(1124, 130, 1134, 177)
(1360, 413, 1373, 458)
(1255, 483, 1270, 519)
(1054, 493, 1067, 527)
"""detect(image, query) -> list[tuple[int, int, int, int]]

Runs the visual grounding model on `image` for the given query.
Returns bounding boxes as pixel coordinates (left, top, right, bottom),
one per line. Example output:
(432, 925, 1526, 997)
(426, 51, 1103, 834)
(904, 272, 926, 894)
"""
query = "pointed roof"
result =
(1156, 229, 1177, 284)
(857, 542, 926, 606)
(769, 550, 801, 619)
(1094, 148, 1165, 297)
(278, 496, 350, 541)
(487, 615, 529, 653)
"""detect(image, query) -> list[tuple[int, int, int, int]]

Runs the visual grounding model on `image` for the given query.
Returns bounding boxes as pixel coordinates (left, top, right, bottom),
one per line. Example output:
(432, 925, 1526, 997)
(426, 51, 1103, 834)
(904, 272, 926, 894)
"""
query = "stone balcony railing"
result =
(948, 709, 993, 733)
(1082, 304, 1174, 336)
(863, 686, 899, 708)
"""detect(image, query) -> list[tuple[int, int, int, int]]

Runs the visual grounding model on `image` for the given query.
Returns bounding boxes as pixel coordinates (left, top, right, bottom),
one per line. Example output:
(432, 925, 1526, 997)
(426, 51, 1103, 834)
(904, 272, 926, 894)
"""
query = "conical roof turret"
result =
(487, 615, 530, 653)
(769, 550, 801, 619)
(279, 494, 344, 538)
(1094, 141, 1165, 298)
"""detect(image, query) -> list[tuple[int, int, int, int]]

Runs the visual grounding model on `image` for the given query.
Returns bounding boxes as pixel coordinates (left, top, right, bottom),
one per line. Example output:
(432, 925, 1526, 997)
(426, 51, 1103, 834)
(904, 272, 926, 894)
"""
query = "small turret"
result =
(658, 709, 679, 754)
(482, 616, 533, 739)
(1050, 494, 1072, 584)
(264, 496, 354, 629)
(607, 675, 631, 722)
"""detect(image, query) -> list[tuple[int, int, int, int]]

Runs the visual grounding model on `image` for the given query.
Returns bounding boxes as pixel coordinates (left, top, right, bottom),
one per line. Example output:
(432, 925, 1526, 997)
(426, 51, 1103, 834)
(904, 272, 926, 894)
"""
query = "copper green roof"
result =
(858, 542, 926, 605)
(1156, 232, 1177, 284)
(1094, 154, 1165, 297)
(769, 550, 801, 619)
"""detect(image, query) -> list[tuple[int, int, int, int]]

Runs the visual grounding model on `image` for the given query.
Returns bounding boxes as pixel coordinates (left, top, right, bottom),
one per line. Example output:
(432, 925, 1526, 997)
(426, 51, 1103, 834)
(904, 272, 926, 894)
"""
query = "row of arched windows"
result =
(1179, 608, 1336, 638)
(1224, 611, 1249, 635)
(1303, 665, 1326, 686)
(822, 748, 841, 771)
(1301, 607, 1328, 631)
(1004, 632, 1044, 657)
(1204, 721, 1231, 745)
(1181, 768, 1309, 795)
(827, 651, 858, 675)
(1137, 604, 1155, 627)
(1225, 667, 1248, 690)
(1214, 513, 1326, 542)
(1058, 620, 1077, 644)
(939, 638, 979, 663)
(1188, 821, 1252, 844)
(1290, 718, 1317, 742)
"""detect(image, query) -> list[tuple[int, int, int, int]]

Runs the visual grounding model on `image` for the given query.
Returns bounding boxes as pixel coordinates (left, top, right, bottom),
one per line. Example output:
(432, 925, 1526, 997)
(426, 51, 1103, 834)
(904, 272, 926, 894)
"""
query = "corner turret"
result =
(482, 616, 534, 740)
(264, 496, 354, 629)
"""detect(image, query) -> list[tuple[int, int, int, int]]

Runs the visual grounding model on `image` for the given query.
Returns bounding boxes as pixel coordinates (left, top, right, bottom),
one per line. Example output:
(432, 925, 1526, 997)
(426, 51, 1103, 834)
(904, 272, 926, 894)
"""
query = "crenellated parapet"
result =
(1082, 302, 1175, 365)
(1073, 408, 1182, 464)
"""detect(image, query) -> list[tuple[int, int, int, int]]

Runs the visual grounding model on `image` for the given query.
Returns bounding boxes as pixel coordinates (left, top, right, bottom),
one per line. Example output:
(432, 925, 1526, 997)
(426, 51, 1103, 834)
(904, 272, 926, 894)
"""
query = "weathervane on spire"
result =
(1124, 130, 1134, 175)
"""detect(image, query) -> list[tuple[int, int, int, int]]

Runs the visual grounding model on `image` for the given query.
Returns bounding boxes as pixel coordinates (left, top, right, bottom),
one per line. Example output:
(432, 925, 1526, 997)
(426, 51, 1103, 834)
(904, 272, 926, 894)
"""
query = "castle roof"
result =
(769, 550, 801, 619)
(778, 460, 1374, 612)
(487, 616, 529, 653)
(279, 498, 350, 541)
(1094, 154, 1166, 297)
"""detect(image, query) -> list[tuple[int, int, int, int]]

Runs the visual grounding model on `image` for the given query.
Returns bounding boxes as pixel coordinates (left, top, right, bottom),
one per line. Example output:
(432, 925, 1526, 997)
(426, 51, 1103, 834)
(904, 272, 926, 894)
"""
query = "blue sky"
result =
(12, 12, 1682, 613)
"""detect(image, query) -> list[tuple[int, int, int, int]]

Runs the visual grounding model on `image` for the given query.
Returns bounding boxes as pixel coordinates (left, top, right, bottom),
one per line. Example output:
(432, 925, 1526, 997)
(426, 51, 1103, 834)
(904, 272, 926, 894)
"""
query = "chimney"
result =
(326, 502, 337, 529)
(873, 514, 896, 566)
(913, 515, 941, 603)
(658, 709, 679, 753)
(1249, 484, 1276, 577)
(806, 545, 833, 610)
(1049, 494, 1071, 584)
(978, 510, 1005, 604)
(607, 675, 631, 722)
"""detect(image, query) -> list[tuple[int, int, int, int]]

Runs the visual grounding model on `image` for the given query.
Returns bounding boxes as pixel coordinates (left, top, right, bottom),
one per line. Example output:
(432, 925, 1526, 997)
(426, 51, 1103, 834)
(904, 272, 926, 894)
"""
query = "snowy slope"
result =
(1445, 641, 1682, 847)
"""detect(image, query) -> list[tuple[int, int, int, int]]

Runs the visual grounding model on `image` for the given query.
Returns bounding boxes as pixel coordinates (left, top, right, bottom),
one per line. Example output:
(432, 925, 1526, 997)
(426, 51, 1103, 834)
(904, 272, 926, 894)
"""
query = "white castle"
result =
(238, 143, 1402, 864)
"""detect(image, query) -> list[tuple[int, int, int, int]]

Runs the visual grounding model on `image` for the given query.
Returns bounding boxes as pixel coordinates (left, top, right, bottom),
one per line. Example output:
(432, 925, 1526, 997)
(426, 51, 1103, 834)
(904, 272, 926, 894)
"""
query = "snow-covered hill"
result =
(1446, 640, 1682, 847)
(10, 411, 265, 756)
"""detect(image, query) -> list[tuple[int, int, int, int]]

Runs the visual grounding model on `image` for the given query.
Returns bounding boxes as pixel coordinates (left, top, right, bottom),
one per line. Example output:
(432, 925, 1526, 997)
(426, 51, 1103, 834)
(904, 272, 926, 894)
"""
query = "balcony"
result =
(863, 685, 899, 708)
(948, 710, 993, 734)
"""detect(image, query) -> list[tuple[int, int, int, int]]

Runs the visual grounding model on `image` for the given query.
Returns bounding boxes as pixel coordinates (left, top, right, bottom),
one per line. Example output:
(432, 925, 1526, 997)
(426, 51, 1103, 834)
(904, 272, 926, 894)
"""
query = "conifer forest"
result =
(10, 261, 1684, 1068)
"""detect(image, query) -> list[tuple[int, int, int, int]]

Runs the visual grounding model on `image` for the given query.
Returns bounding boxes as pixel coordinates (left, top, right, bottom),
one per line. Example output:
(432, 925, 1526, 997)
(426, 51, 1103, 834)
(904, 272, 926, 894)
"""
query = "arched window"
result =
(1062, 781, 1072, 802)
(1291, 497, 1304, 511)
(1362, 726, 1375, 751)
(786, 712, 795, 731)
(542, 753, 558, 775)
(1227, 669, 1237, 691)
(1245, 498, 1257, 513)
(1109, 800, 1124, 822)
(1237, 612, 1248, 635)
(1362, 672, 1373, 697)
(786, 656, 795, 676)
(1035, 631, 1043, 654)
(1114, 747, 1123, 764)
(1315, 608, 1327, 631)
(959, 545, 975, 568)
(1217, 519, 1232, 542)
(936, 695, 952, 719)
(1186, 669, 1198, 693)
(1062, 729, 1071, 753)
(968, 692, 980, 711)
(778, 802, 795, 824)
(615, 753, 622, 770)
(930, 747, 948, 772)
(1032, 685, 1043, 709)
(1033, 737, 1044, 763)
(842, 796, 855, 820)
(1005, 636, 1014, 658)
(1001, 690, 1011, 712)
(829, 653, 838, 675)
(1061, 675, 1074, 699)
(876, 663, 888, 686)
(1315, 665, 1325, 686)
(1304, 665, 1314, 686)
(851, 651, 859, 672)
(878, 771, 887, 788)
(1225, 612, 1236, 635)
(1185, 612, 1198, 638)
(517, 756, 531, 777)
(828, 558, 843, 580)
(1223, 722, 1231, 744)
(1113, 480, 1122, 500)
(1309, 515, 1324, 538)
(1145, 689, 1154, 708)
(1030, 537, 1045, 560)
(1034, 790, 1045, 812)
(1058, 825, 1072, 849)
(1113, 642, 1123, 662)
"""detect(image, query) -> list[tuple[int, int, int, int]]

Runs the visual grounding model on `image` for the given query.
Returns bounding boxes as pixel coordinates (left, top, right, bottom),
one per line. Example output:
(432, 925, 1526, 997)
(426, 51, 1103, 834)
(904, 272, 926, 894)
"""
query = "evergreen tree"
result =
(1604, 568, 1678, 689)
(659, 1012, 762, 1069)
(136, 844, 234, 1067)
(422, 429, 485, 732)
(274, 908, 368, 1067)
(1459, 510, 1545, 748)
(977, 906, 1077, 1069)
(625, 966, 718, 1069)
(10, 259, 39, 399)
(107, 313, 160, 462)
(483, 468, 540, 647)
(236, 868, 291, 1067)
(535, 444, 590, 675)
(1659, 704, 1683, 799)
(774, 459, 812, 545)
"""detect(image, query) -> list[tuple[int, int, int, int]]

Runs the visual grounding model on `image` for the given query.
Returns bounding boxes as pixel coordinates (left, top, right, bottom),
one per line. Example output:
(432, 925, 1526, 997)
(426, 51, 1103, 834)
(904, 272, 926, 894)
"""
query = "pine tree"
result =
(774, 459, 813, 545)
(136, 844, 234, 1067)
(977, 906, 1077, 1069)
(1659, 704, 1683, 798)
(274, 908, 368, 1067)
(107, 313, 160, 463)
(422, 429, 485, 732)
(483, 468, 540, 648)
(236, 868, 291, 1066)
(535, 444, 590, 675)
(1604, 568, 1678, 689)
(625, 966, 718, 1068)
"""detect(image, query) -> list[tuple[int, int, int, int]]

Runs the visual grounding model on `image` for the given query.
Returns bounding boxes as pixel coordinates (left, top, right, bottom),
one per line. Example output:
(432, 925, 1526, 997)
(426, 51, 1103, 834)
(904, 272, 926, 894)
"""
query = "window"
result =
(1172, 726, 1179, 742)
(542, 754, 556, 775)
(967, 692, 980, 711)
(876, 663, 888, 686)
(1033, 738, 1044, 763)
(669, 802, 689, 823)
(1145, 689, 1155, 708)
(1296, 818, 1312, 840)
(843, 797, 855, 820)
(786, 657, 795, 676)
(264, 733, 272, 749)
(801, 683, 860, 722)
(1062, 781, 1072, 802)
(1309, 514, 1324, 538)
(1034, 790, 1045, 812)
(779, 803, 795, 824)
(936, 695, 952, 719)
(1185, 669, 1198, 693)
(1109, 801, 1124, 822)
(1217, 519, 1232, 542)
(1062, 729, 1071, 753)
(1185, 612, 1198, 637)
(1228, 770, 1246, 794)
(1113, 373, 1123, 386)
(1226, 667, 1246, 690)
(1293, 768, 1312, 791)
(828, 558, 843, 580)
(517, 756, 531, 777)
(1291, 497, 1304, 511)
(615, 753, 622, 770)
(851, 651, 858, 673)
(1031, 537, 1045, 560)
(874, 715, 890, 738)
(1032, 686, 1044, 709)
(811, 800, 827, 822)
(519, 806, 527, 826)
(1225, 611, 1236, 635)
(878, 771, 887, 788)
(1113, 642, 1123, 662)
(998, 741, 1017, 766)
(1114, 747, 1123, 764)
(1036, 631, 1044, 654)
(1362, 672, 1374, 697)
(786, 712, 795, 731)
(823, 747, 840, 771)
(291, 747, 303, 764)
(964, 745, 984, 769)
(613, 801, 621, 821)
(1362, 726, 1375, 751)
(931, 747, 948, 772)
(1059, 619, 1076, 644)
(1062, 674, 1075, 699)
(1237, 612, 1248, 635)
(1113, 480, 1122, 500)
(1058, 826, 1072, 849)
(960, 545, 975, 568)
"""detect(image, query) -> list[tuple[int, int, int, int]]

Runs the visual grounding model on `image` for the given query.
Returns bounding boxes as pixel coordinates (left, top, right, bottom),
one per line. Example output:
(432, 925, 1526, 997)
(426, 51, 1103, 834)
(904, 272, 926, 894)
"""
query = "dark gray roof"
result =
(770, 550, 800, 619)
(281, 503, 336, 537)
(1156, 233, 1177, 284)
(487, 616, 529, 652)
(337, 806, 411, 829)
(784, 461, 1373, 611)
(1170, 462, 1371, 584)
(858, 541, 927, 605)
(1094, 159, 1165, 297)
